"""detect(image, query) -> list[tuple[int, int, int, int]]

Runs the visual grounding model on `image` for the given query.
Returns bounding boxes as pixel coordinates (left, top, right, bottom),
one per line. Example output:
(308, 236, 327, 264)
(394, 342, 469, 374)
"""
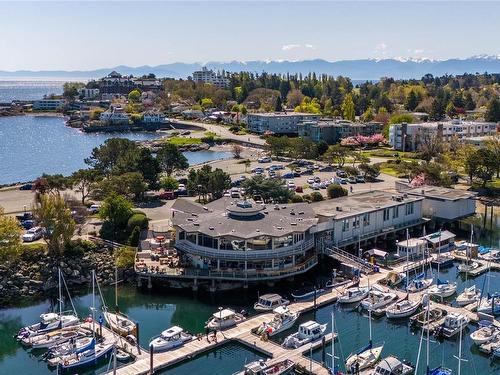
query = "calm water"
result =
(0, 116, 231, 184)
(0, 80, 65, 102)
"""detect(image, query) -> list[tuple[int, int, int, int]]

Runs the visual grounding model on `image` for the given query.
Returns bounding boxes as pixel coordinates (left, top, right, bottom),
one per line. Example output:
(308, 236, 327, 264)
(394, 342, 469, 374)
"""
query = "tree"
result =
(63, 82, 85, 99)
(71, 169, 102, 204)
(232, 144, 243, 159)
(419, 133, 443, 163)
(323, 98, 333, 115)
(389, 113, 414, 125)
(90, 107, 105, 120)
(485, 97, 500, 122)
(358, 163, 380, 182)
(128, 226, 141, 247)
(294, 96, 321, 114)
(156, 143, 189, 176)
(274, 95, 283, 112)
(33, 194, 75, 256)
(200, 98, 214, 110)
(159, 176, 179, 191)
(187, 165, 230, 201)
(242, 176, 293, 203)
(362, 107, 374, 122)
(99, 193, 133, 239)
(404, 90, 420, 111)
(208, 168, 231, 199)
(327, 184, 348, 199)
(317, 140, 329, 156)
(464, 148, 496, 186)
(341, 93, 355, 121)
(85, 138, 139, 176)
(323, 144, 349, 168)
(264, 136, 290, 159)
(128, 89, 141, 103)
(136, 148, 161, 189)
(33, 174, 70, 196)
(98, 172, 147, 200)
(445, 101, 456, 117)
(485, 136, 500, 178)
(310, 192, 324, 202)
(286, 89, 304, 108)
(0, 206, 23, 263)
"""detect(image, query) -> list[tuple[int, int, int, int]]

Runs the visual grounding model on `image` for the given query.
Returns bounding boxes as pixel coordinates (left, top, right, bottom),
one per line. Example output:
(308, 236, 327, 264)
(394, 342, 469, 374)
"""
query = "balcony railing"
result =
(174, 238, 314, 261)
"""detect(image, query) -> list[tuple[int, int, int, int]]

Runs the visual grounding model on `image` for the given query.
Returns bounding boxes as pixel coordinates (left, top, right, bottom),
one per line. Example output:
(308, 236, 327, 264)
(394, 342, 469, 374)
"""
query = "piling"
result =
(149, 344, 154, 374)
(136, 322, 141, 355)
(321, 336, 326, 365)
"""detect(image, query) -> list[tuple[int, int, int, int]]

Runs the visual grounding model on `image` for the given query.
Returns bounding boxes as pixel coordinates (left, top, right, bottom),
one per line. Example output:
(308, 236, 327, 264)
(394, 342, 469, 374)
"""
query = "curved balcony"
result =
(174, 238, 314, 261)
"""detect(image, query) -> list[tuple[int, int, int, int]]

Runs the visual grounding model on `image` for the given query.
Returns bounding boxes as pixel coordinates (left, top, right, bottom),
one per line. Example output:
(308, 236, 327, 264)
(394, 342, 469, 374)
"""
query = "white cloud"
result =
(282, 44, 301, 51)
(407, 48, 425, 55)
(374, 42, 388, 55)
(282, 43, 316, 51)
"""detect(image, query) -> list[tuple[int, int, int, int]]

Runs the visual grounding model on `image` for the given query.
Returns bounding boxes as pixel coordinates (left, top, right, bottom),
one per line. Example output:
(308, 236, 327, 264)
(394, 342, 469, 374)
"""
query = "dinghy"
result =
(470, 322, 499, 345)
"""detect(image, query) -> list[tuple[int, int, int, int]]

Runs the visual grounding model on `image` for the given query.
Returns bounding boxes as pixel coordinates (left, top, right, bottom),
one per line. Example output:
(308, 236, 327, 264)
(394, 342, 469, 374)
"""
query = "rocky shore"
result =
(0, 247, 135, 306)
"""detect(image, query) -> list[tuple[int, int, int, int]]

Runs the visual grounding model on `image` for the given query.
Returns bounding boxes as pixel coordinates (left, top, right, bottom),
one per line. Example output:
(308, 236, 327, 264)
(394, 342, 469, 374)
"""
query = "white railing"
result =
(174, 238, 314, 261)
(323, 246, 375, 274)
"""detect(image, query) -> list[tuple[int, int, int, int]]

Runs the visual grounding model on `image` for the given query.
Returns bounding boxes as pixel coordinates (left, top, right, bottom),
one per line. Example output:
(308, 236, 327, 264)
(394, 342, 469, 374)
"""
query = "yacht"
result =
(430, 254, 455, 269)
(23, 328, 80, 349)
(149, 326, 192, 352)
(291, 286, 326, 301)
(386, 297, 420, 319)
(369, 355, 414, 375)
(57, 339, 114, 370)
(456, 285, 481, 306)
(104, 311, 137, 337)
(345, 342, 384, 373)
(470, 322, 499, 345)
(457, 261, 479, 273)
(282, 320, 327, 349)
(254, 294, 289, 311)
(205, 308, 246, 330)
(360, 289, 397, 311)
(256, 306, 299, 337)
(233, 359, 295, 375)
(378, 272, 406, 288)
(45, 336, 95, 367)
(436, 312, 469, 338)
(427, 279, 457, 299)
(406, 273, 433, 293)
(338, 286, 370, 304)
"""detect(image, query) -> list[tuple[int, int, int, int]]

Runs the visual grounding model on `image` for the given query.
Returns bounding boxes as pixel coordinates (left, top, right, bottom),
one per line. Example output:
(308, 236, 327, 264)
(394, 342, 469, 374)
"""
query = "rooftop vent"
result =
(191, 213, 198, 217)
(193, 222, 199, 226)
(209, 226, 214, 230)
(291, 222, 297, 226)
(274, 205, 280, 210)
(256, 229, 260, 232)
(187, 218, 195, 222)
(277, 226, 283, 230)
(298, 211, 305, 215)
(203, 206, 208, 210)
(336, 207, 343, 211)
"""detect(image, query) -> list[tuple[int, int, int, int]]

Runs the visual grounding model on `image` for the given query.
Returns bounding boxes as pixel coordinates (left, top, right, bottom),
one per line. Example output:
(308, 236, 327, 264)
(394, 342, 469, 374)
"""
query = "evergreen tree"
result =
(341, 93, 355, 121)
(485, 98, 500, 122)
(274, 95, 283, 112)
(404, 90, 419, 111)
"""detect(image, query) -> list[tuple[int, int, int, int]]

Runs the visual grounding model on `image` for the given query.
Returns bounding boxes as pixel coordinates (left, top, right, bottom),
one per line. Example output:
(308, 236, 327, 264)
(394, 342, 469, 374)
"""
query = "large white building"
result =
(247, 112, 320, 134)
(191, 67, 229, 88)
(33, 99, 65, 111)
(389, 119, 498, 151)
(99, 106, 129, 124)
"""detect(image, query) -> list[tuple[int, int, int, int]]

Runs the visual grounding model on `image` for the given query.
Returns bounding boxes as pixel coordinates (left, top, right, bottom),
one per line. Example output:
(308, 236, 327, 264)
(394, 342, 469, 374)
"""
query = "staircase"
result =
(323, 246, 375, 274)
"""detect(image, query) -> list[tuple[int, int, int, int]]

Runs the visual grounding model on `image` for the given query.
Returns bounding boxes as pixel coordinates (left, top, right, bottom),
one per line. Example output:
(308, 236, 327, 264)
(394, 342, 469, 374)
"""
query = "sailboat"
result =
(428, 230, 457, 299)
(345, 309, 383, 373)
(477, 261, 500, 316)
(57, 270, 115, 371)
(17, 268, 79, 341)
(103, 267, 137, 337)
(328, 307, 342, 375)
(457, 225, 479, 273)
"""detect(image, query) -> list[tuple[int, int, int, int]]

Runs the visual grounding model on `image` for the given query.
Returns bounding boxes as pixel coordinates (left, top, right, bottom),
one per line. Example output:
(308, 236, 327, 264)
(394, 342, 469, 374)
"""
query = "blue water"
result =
(0, 80, 65, 102)
(0, 116, 231, 184)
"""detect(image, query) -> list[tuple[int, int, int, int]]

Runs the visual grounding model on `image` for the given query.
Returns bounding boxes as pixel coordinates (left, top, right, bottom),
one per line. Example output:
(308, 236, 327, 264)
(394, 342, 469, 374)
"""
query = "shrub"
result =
(310, 192, 324, 202)
(65, 239, 98, 257)
(290, 194, 304, 203)
(302, 194, 311, 202)
(127, 213, 148, 232)
(115, 246, 136, 269)
(21, 243, 47, 261)
(128, 226, 141, 247)
(327, 184, 348, 199)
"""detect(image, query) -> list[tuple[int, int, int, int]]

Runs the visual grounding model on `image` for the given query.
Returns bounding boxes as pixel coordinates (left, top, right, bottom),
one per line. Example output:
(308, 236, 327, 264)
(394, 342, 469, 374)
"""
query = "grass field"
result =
(167, 137, 202, 145)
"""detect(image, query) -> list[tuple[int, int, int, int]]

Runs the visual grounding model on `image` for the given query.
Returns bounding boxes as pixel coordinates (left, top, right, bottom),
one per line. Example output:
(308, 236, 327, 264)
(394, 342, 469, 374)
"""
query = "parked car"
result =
(19, 183, 33, 191)
(88, 204, 101, 214)
(22, 226, 43, 242)
(252, 167, 264, 174)
(338, 178, 347, 184)
(286, 181, 296, 190)
(307, 177, 315, 185)
(295, 186, 303, 193)
(293, 170, 301, 177)
(282, 172, 295, 179)
(21, 219, 35, 229)
(158, 191, 175, 200)
(313, 176, 321, 183)
(356, 175, 365, 183)
(258, 156, 272, 163)
(16, 212, 33, 222)
(336, 170, 347, 178)
(312, 183, 320, 190)
(347, 176, 357, 183)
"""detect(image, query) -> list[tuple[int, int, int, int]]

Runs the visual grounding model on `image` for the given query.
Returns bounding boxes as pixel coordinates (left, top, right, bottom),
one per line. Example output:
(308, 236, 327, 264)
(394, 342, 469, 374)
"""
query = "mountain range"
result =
(1, 56, 500, 81)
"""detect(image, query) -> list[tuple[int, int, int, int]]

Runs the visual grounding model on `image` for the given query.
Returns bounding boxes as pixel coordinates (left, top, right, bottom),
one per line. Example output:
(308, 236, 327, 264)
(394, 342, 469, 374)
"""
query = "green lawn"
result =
(167, 137, 202, 145)
(379, 166, 401, 177)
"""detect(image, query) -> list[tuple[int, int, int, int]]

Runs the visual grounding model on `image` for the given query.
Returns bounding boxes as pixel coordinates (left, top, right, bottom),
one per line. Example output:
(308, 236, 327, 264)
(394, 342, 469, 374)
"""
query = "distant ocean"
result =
(0, 78, 89, 102)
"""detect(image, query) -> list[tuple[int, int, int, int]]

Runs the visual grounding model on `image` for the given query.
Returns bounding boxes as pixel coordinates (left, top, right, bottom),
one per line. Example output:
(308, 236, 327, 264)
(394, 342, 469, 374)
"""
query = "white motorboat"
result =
(369, 355, 414, 375)
(338, 286, 370, 304)
(406, 273, 433, 293)
(386, 297, 420, 319)
(23, 328, 80, 349)
(254, 294, 289, 311)
(17, 269, 79, 340)
(436, 312, 469, 338)
(205, 308, 246, 330)
(345, 342, 384, 373)
(282, 320, 327, 349)
(256, 306, 299, 337)
(360, 289, 397, 311)
(57, 339, 114, 370)
(456, 285, 481, 306)
(457, 261, 479, 273)
(233, 358, 295, 375)
(149, 326, 192, 352)
(470, 322, 499, 346)
(428, 279, 457, 299)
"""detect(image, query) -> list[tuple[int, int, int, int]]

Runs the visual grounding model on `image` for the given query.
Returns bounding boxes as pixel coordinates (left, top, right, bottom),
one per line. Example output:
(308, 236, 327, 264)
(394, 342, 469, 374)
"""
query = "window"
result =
(352, 217, 360, 228)
(342, 219, 349, 232)
(383, 208, 390, 221)
(393, 206, 399, 219)
(406, 202, 414, 215)
(363, 213, 370, 226)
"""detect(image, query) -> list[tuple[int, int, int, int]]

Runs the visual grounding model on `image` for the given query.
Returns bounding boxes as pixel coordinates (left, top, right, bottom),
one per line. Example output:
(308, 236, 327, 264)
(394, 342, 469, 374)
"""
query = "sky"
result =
(1, 1, 499, 71)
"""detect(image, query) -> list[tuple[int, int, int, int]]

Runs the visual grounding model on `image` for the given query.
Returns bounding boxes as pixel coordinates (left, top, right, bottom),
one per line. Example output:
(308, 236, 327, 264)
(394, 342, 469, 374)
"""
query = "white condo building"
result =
(191, 67, 229, 88)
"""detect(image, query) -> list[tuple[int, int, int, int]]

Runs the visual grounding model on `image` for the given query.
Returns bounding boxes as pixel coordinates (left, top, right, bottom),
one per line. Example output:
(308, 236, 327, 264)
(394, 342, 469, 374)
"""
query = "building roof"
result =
(248, 112, 319, 118)
(172, 197, 317, 239)
(310, 191, 423, 220)
(405, 186, 477, 201)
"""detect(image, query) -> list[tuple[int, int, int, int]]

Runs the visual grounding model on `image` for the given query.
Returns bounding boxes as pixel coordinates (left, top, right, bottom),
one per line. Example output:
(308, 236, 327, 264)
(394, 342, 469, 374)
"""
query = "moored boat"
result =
(406, 273, 433, 293)
(45, 336, 95, 367)
(360, 289, 397, 311)
(338, 286, 370, 304)
(386, 296, 420, 319)
(345, 342, 384, 373)
(256, 306, 299, 337)
(282, 321, 327, 349)
(368, 355, 414, 375)
(57, 339, 114, 370)
(233, 358, 295, 375)
(457, 261, 479, 273)
(410, 307, 445, 326)
(149, 326, 192, 352)
(456, 285, 481, 306)
(435, 312, 469, 338)
(470, 321, 499, 345)
(103, 311, 137, 337)
(24, 328, 80, 349)
(205, 308, 246, 330)
(254, 294, 289, 311)
(291, 286, 326, 301)
(427, 279, 457, 299)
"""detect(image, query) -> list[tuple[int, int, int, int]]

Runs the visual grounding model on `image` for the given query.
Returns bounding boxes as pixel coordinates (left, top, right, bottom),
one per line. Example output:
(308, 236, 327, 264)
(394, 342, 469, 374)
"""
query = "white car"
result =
(286, 181, 296, 190)
(88, 204, 101, 214)
(22, 227, 43, 242)
(307, 177, 315, 185)
(312, 183, 320, 190)
(258, 156, 272, 163)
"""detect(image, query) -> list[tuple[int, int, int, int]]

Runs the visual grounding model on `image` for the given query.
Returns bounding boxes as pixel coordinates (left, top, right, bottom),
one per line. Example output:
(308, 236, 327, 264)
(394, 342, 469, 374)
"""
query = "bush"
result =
(327, 184, 348, 199)
(21, 243, 47, 261)
(290, 194, 304, 203)
(65, 239, 98, 257)
(128, 226, 141, 247)
(310, 192, 324, 202)
(302, 194, 311, 202)
(127, 213, 148, 232)
(115, 246, 136, 269)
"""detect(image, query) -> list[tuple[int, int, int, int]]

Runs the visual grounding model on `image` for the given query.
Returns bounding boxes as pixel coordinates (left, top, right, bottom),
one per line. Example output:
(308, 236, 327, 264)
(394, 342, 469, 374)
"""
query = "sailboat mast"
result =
(368, 307, 372, 345)
(115, 266, 118, 310)
(406, 229, 409, 289)
(437, 229, 441, 279)
(457, 322, 463, 375)
(58, 268, 62, 317)
(331, 310, 335, 373)
(92, 269, 96, 337)
(426, 301, 430, 375)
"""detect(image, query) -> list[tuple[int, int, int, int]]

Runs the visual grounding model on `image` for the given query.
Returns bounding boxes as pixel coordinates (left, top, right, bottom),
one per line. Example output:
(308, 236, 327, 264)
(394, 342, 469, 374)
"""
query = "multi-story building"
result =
(298, 119, 383, 144)
(99, 106, 129, 124)
(142, 110, 166, 123)
(78, 88, 100, 99)
(389, 119, 498, 151)
(247, 112, 320, 134)
(32, 99, 65, 111)
(191, 67, 229, 88)
(96, 71, 162, 95)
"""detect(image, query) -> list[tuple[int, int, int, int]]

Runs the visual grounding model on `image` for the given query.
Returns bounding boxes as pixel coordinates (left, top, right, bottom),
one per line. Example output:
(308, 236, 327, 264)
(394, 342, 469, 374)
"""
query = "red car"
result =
(158, 191, 175, 200)
(295, 186, 303, 193)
